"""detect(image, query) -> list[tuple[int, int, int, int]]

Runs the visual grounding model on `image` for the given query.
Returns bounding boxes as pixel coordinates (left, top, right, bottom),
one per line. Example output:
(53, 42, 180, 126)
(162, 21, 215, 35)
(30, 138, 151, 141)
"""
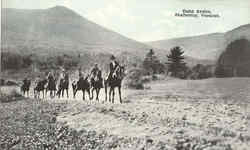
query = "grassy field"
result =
(1, 77, 250, 149)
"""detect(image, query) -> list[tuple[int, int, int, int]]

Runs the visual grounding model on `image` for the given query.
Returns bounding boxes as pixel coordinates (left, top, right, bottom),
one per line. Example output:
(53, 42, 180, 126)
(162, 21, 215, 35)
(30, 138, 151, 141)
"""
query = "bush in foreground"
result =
(124, 68, 145, 89)
(0, 88, 23, 103)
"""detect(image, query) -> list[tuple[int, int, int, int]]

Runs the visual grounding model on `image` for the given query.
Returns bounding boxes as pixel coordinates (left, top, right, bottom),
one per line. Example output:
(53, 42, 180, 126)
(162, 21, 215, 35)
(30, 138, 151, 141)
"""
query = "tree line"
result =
(140, 46, 213, 79)
(2, 38, 249, 82)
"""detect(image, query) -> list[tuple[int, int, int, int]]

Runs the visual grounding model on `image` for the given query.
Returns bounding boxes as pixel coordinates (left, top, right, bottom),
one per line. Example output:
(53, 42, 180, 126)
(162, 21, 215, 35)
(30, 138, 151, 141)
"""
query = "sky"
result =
(2, 0, 250, 42)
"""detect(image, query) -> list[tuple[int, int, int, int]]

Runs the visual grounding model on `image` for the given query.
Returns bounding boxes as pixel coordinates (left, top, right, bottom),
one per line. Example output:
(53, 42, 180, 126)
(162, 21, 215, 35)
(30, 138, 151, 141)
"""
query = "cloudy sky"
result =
(3, 0, 250, 42)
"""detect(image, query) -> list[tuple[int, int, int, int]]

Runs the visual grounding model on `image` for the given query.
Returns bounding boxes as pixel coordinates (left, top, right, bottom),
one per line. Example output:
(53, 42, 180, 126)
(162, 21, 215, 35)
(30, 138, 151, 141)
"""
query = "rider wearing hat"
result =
(90, 63, 101, 85)
(47, 71, 54, 80)
(107, 55, 119, 82)
(78, 67, 83, 79)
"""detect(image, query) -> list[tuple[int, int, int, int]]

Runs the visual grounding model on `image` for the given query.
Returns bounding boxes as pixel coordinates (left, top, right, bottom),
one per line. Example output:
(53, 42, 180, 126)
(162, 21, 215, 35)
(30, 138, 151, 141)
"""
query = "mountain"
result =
(146, 24, 250, 61)
(224, 24, 250, 45)
(3, 6, 249, 67)
(216, 39, 250, 77)
(2, 6, 151, 56)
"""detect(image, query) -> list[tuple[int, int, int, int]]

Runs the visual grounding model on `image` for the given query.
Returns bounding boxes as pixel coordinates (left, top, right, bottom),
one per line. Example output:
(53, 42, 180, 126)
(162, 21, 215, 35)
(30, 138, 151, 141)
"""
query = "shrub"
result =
(124, 68, 144, 89)
(0, 88, 23, 103)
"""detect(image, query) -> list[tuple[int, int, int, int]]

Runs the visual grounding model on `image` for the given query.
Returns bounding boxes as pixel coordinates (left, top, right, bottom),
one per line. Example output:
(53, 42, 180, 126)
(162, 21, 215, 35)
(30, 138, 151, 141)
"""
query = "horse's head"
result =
(27, 80, 31, 87)
(116, 65, 126, 79)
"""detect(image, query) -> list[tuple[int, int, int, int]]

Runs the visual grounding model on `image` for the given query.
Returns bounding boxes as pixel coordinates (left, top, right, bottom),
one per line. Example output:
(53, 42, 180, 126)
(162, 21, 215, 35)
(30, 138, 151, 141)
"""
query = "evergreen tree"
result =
(143, 49, 162, 74)
(166, 46, 186, 77)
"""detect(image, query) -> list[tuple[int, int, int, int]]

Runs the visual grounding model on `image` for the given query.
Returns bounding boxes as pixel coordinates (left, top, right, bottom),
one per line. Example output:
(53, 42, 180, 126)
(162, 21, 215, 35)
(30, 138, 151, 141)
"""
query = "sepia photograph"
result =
(1, 0, 250, 149)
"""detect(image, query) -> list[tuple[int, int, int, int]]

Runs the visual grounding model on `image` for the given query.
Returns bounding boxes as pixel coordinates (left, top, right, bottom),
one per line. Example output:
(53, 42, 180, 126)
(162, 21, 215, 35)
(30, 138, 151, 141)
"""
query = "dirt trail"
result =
(56, 78, 250, 148)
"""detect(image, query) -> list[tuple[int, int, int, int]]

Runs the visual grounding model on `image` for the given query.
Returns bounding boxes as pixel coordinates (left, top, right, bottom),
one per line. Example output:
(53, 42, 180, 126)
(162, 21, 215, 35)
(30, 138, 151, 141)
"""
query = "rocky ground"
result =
(1, 78, 250, 149)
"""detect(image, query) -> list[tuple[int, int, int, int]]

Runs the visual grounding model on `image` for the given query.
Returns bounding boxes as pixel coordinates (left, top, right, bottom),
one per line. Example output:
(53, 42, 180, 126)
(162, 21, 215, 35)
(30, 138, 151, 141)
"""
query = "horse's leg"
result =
(50, 90, 52, 98)
(66, 89, 69, 98)
(62, 89, 64, 98)
(109, 87, 112, 102)
(105, 82, 108, 102)
(112, 87, 115, 103)
(91, 88, 94, 100)
(82, 89, 85, 100)
(118, 86, 122, 104)
(87, 88, 91, 100)
(73, 89, 76, 99)
(57, 89, 60, 98)
(59, 89, 62, 98)
(96, 88, 100, 101)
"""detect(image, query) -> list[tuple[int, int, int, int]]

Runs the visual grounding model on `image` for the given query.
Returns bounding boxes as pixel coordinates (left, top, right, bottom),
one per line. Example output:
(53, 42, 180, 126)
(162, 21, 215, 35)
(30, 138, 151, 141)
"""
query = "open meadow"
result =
(1, 77, 250, 149)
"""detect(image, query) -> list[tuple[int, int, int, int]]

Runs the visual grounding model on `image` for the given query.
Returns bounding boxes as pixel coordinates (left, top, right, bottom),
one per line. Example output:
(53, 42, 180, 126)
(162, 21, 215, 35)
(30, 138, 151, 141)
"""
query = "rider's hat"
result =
(110, 55, 116, 60)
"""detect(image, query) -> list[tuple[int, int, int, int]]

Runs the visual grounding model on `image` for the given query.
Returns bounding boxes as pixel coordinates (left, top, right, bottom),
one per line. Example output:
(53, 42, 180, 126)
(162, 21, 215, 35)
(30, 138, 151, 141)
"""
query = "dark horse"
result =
(21, 79, 31, 97)
(57, 74, 69, 98)
(72, 75, 91, 100)
(90, 70, 103, 101)
(104, 65, 126, 103)
(34, 79, 48, 99)
(47, 76, 57, 98)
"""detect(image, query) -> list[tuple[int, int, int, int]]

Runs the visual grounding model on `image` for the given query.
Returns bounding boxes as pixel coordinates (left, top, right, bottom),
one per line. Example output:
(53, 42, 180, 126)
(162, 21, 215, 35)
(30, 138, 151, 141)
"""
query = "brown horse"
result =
(47, 75, 57, 98)
(104, 65, 126, 103)
(57, 75, 69, 98)
(72, 75, 91, 100)
(34, 79, 48, 99)
(21, 79, 31, 97)
(90, 70, 103, 101)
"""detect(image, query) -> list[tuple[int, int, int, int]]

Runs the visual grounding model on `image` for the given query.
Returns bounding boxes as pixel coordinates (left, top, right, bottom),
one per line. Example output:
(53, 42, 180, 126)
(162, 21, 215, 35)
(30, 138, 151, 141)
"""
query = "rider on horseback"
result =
(90, 63, 102, 85)
(35, 75, 41, 86)
(47, 71, 54, 81)
(107, 55, 119, 82)
(23, 77, 29, 85)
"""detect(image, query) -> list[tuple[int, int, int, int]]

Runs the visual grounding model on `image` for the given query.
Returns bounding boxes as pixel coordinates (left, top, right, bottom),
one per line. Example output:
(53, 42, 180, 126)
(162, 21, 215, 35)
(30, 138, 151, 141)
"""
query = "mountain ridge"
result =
(2, 6, 250, 66)
(146, 24, 250, 60)
(2, 6, 151, 56)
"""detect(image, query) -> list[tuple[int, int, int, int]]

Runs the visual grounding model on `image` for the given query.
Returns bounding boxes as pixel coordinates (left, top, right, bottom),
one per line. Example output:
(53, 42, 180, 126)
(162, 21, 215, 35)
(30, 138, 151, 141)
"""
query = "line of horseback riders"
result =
(21, 55, 126, 103)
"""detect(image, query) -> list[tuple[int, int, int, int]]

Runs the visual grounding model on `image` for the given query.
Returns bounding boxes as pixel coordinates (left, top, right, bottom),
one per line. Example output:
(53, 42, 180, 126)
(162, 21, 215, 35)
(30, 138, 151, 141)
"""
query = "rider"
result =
(90, 63, 101, 85)
(107, 55, 119, 82)
(23, 76, 29, 85)
(34, 75, 42, 87)
(64, 70, 69, 81)
(78, 67, 83, 79)
(47, 71, 54, 81)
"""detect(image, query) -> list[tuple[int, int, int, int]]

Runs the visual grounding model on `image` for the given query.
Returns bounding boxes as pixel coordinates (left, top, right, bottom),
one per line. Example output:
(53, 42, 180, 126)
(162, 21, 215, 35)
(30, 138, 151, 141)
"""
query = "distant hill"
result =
(216, 38, 250, 77)
(2, 6, 151, 56)
(146, 24, 250, 61)
(3, 6, 249, 67)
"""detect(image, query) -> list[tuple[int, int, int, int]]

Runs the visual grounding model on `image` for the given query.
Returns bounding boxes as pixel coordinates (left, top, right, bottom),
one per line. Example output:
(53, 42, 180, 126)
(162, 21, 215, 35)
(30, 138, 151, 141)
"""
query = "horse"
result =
(90, 70, 103, 101)
(20, 79, 31, 97)
(72, 75, 91, 100)
(57, 76, 69, 98)
(34, 79, 48, 99)
(104, 65, 126, 103)
(47, 76, 57, 98)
